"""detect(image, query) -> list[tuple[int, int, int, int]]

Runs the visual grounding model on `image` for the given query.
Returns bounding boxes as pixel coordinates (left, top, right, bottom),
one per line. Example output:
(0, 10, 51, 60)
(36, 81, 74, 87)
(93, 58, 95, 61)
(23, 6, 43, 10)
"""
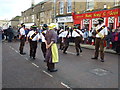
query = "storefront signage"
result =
(73, 8, 120, 20)
(57, 16, 73, 22)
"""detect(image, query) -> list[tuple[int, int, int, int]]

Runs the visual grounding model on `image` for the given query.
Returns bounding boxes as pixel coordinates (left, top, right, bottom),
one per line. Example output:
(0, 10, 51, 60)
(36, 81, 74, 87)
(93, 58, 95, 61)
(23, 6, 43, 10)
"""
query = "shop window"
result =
(92, 18, 99, 28)
(83, 19, 90, 30)
(86, 0, 94, 10)
(83, 19, 90, 24)
(67, 0, 72, 13)
(109, 17, 114, 23)
(108, 17, 114, 29)
(60, 1, 64, 14)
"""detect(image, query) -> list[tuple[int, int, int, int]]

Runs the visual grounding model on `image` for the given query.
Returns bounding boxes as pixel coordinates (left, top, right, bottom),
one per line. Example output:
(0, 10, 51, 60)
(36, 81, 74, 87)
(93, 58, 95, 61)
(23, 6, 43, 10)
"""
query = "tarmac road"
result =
(2, 41, 118, 88)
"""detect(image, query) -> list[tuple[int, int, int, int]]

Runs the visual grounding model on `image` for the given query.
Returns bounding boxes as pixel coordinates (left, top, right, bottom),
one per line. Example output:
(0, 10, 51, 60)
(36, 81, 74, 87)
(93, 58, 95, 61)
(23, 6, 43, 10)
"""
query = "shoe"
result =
(63, 52, 67, 54)
(91, 57, 98, 59)
(33, 57, 36, 59)
(47, 68, 50, 71)
(76, 53, 79, 56)
(49, 69, 58, 72)
(20, 52, 26, 55)
(44, 60, 47, 62)
(106, 47, 110, 49)
(80, 50, 82, 53)
(100, 59, 104, 62)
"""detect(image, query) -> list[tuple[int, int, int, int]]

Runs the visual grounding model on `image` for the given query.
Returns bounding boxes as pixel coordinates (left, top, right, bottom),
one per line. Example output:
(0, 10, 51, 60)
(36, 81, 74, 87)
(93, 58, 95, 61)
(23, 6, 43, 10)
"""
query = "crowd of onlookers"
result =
(1, 25, 120, 54)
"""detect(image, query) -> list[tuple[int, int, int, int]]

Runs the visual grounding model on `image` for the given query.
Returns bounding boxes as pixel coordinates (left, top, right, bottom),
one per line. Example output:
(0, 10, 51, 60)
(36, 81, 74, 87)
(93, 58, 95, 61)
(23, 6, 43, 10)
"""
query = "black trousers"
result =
(29, 40, 37, 58)
(59, 37, 64, 50)
(74, 37, 82, 54)
(41, 42, 46, 58)
(19, 36, 25, 53)
(47, 62, 55, 70)
(63, 38, 69, 53)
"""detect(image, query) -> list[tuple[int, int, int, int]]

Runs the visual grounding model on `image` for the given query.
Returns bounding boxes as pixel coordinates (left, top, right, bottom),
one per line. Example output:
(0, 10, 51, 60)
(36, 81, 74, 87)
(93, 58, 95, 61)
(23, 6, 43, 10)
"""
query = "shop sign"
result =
(57, 16, 73, 23)
(73, 8, 119, 20)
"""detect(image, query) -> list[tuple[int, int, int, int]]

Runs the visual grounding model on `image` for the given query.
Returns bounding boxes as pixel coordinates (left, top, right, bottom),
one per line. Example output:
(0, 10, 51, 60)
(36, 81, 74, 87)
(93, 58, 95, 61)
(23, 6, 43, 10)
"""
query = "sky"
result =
(0, 0, 43, 20)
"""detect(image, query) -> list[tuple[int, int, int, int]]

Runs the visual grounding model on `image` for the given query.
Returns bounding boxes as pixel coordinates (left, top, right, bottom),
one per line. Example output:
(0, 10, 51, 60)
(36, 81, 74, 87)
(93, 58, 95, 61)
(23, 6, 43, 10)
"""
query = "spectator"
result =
(105, 27, 112, 49)
(83, 29, 89, 44)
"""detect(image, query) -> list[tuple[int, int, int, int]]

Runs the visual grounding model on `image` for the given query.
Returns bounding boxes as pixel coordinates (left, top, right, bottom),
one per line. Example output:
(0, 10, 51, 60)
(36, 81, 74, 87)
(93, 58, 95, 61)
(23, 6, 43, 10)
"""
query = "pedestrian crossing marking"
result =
(61, 82, 71, 89)
(43, 70, 53, 78)
(32, 63, 39, 68)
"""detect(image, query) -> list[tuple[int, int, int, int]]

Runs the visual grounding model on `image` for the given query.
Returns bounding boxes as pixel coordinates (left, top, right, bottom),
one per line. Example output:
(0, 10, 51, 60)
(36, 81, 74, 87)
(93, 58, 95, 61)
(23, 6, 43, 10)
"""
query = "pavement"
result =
(69, 43, 117, 54)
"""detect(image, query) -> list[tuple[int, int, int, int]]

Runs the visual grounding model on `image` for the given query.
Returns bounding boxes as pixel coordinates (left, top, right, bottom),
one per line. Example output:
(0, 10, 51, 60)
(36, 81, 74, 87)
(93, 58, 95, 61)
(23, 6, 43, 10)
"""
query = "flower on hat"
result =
(48, 23, 56, 30)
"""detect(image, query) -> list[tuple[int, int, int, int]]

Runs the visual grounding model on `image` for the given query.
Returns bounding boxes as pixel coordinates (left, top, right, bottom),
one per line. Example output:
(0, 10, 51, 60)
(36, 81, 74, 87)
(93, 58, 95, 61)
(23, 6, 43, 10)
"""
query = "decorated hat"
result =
(48, 23, 56, 30)
(31, 25, 37, 28)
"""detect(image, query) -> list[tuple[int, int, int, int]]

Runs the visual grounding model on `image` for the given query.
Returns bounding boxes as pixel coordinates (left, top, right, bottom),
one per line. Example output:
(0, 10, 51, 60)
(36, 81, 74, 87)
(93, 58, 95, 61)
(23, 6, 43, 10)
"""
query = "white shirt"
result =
(89, 30, 93, 37)
(96, 23, 108, 38)
(62, 31, 71, 38)
(72, 29, 83, 37)
(40, 33, 45, 42)
(27, 30, 40, 41)
(20, 27, 25, 35)
(40, 30, 47, 42)
(58, 29, 64, 37)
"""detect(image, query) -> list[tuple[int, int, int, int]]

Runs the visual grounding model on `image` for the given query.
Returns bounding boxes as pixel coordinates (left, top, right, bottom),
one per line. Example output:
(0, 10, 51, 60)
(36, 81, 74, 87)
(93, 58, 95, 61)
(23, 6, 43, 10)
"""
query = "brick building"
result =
(21, 0, 120, 29)
(55, 0, 120, 29)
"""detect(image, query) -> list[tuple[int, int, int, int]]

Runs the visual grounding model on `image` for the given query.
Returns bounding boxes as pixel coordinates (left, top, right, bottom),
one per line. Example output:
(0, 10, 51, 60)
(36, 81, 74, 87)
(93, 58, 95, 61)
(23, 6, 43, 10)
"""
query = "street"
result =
(2, 41, 118, 88)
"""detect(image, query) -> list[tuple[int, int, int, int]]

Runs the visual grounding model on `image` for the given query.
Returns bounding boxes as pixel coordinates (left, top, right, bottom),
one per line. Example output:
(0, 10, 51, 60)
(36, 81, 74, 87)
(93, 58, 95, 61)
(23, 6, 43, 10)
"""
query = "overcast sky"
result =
(0, 0, 43, 20)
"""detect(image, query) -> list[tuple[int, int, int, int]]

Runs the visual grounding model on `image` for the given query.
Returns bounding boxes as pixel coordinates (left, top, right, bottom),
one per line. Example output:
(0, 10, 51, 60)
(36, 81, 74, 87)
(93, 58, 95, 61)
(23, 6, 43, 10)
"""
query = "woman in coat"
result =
(45, 23, 59, 72)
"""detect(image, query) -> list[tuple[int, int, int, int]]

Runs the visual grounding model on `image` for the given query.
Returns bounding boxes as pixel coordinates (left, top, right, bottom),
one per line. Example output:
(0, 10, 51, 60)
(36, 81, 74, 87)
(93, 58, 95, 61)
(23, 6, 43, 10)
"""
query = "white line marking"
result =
(43, 70, 53, 78)
(32, 63, 39, 68)
(25, 58, 29, 61)
(14, 50, 19, 53)
(67, 51, 76, 55)
(11, 47, 15, 50)
(61, 82, 71, 89)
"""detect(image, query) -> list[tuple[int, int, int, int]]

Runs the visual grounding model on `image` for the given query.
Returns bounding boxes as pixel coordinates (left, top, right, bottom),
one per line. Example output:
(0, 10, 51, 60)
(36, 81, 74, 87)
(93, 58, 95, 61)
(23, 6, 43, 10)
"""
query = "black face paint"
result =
(98, 21, 102, 24)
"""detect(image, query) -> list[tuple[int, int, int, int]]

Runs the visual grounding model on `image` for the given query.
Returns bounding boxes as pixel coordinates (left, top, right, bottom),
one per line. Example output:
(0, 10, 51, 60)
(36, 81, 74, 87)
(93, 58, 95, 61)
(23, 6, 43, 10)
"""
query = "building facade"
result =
(55, 0, 120, 29)
(21, 0, 120, 29)
(21, 0, 54, 28)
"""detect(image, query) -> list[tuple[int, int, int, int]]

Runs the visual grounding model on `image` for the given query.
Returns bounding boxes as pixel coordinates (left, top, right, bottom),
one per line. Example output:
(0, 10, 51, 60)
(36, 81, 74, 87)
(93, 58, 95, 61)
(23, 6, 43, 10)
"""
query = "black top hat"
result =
(43, 24, 48, 27)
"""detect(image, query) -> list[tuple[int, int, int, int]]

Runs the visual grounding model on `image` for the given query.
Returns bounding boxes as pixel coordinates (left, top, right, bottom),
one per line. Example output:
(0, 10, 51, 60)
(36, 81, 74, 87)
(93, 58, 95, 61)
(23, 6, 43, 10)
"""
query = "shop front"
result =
(56, 16, 73, 29)
(72, 8, 120, 30)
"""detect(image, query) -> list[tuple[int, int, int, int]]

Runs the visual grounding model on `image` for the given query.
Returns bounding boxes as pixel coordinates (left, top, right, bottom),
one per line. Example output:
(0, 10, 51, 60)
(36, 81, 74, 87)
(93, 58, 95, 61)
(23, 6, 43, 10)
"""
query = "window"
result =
(86, 0, 94, 10)
(60, 1, 64, 14)
(67, 0, 72, 13)
(32, 15, 34, 22)
(114, 0, 119, 6)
